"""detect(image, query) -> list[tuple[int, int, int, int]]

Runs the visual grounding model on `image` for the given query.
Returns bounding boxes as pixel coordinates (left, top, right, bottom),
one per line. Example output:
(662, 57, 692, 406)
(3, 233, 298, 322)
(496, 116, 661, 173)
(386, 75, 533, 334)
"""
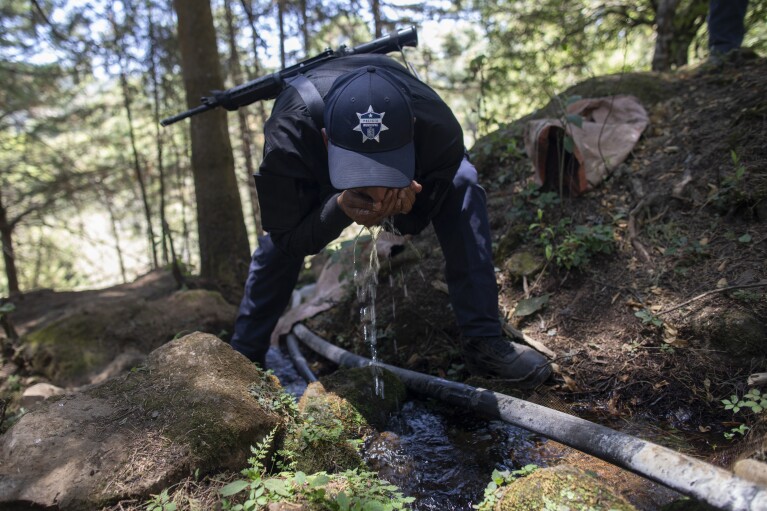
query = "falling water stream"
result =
(354, 225, 386, 399)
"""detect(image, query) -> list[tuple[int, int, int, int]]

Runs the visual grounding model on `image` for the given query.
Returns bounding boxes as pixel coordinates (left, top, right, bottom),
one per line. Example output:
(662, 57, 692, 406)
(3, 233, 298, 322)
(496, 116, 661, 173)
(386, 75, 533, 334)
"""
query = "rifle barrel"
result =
(160, 26, 419, 127)
(160, 103, 214, 127)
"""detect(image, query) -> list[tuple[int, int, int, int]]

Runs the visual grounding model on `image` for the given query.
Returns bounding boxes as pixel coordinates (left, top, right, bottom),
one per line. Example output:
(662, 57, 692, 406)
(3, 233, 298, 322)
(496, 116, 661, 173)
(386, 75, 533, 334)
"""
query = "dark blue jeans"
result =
(709, 0, 749, 54)
(230, 157, 501, 365)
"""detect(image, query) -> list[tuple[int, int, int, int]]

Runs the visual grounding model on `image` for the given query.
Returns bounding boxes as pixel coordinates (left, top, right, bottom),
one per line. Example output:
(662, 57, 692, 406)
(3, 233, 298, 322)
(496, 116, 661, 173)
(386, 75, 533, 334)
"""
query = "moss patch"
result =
(320, 366, 407, 430)
(23, 304, 142, 385)
(284, 381, 373, 475)
(496, 465, 637, 511)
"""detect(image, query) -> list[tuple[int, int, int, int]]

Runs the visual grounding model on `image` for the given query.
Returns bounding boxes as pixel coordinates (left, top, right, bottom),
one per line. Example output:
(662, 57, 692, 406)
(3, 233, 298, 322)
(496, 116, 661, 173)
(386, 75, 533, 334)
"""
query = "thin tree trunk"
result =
(371, 0, 383, 38)
(100, 185, 128, 283)
(107, 1, 158, 269)
(0, 193, 20, 295)
(300, 0, 309, 53)
(240, 0, 270, 242)
(277, 0, 287, 67)
(652, 0, 680, 71)
(147, 0, 169, 266)
(119, 70, 158, 269)
(224, 0, 263, 238)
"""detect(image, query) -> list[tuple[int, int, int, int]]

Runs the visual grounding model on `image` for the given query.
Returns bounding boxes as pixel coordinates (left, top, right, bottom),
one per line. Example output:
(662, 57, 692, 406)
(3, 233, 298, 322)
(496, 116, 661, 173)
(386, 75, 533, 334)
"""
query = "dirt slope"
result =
(307, 55, 767, 468)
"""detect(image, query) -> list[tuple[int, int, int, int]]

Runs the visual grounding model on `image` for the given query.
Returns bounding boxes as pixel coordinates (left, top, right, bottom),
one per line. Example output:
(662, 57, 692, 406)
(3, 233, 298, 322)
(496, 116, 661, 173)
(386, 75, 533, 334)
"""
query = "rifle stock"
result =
(161, 26, 418, 127)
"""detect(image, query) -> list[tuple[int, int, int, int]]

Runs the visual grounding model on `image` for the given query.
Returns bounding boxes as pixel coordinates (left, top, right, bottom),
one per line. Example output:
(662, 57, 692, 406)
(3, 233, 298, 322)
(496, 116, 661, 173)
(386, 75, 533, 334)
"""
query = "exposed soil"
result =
(305, 55, 767, 479)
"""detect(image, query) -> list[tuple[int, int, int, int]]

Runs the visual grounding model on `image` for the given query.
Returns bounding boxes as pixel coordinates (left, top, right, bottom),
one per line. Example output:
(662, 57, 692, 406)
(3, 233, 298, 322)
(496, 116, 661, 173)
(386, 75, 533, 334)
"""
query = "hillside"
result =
(306, 54, 767, 469)
(1, 54, 766, 510)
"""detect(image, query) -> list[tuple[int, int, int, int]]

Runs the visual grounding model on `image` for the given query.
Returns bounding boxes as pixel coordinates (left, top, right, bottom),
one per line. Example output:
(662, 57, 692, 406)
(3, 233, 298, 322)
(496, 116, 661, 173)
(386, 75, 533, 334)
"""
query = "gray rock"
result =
(20, 382, 65, 408)
(0, 332, 287, 510)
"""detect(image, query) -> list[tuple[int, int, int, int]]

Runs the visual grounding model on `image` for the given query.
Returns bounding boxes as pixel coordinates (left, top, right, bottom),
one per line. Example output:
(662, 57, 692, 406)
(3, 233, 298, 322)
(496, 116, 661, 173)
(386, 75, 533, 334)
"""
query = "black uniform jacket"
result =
(255, 53, 464, 258)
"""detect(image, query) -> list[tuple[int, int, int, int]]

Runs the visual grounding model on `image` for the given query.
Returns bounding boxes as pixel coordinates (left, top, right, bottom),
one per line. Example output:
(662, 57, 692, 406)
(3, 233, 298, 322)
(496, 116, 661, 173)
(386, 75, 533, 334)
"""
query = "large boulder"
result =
(0, 332, 288, 510)
(22, 289, 236, 386)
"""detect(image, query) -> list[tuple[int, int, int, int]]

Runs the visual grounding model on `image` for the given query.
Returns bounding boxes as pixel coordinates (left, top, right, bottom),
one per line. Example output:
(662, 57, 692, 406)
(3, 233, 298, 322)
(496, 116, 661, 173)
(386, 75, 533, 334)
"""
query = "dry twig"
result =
(657, 280, 767, 316)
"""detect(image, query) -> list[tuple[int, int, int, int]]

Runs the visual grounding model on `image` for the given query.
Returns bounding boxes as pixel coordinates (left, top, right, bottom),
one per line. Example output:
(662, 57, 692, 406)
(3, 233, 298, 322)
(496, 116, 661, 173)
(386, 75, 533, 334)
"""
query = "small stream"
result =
(371, 400, 547, 510)
(268, 345, 549, 509)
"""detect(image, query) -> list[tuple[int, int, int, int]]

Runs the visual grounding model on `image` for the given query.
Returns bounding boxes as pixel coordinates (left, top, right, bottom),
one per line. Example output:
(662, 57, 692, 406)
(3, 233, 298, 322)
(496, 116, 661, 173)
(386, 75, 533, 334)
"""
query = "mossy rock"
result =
(495, 225, 529, 261)
(22, 289, 236, 387)
(23, 302, 144, 386)
(504, 251, 545, 281)
(495, 465, 638, 511)
(0, 333, 287, 509)
(689, 306, 766, 356)
(320, 366, 407, 430)
(285, 381, 374, 474)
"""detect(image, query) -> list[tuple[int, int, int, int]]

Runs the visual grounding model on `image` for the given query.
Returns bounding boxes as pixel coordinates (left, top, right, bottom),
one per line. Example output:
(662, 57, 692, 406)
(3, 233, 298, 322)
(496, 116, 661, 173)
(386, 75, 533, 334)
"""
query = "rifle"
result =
(161, 26, 418, 127)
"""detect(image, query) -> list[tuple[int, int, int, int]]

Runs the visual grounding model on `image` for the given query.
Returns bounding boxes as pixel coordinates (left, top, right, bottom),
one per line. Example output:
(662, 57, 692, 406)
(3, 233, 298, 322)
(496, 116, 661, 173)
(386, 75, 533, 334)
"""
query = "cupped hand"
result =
(337, 180, 422, 227)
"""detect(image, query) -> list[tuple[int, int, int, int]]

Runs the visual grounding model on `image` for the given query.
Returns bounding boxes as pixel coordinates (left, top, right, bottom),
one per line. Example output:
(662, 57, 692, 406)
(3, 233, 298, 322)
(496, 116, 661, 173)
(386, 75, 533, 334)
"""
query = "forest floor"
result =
(304, 52, 767, 500)
(1, 54, 766, 510)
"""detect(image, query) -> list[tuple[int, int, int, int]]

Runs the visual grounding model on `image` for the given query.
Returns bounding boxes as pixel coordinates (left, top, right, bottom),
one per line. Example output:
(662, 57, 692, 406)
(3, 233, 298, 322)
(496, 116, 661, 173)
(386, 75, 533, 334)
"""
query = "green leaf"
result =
(565, 113, 583, 128)
(0, 303, 15, 314)
(739, 233, 752, 243)
(309, 474, 330, 487)
(220, 480, 250, 497)
(336, 491, 351, 511)
(263, 478, 291, 496)
(566, 95, 583, 105)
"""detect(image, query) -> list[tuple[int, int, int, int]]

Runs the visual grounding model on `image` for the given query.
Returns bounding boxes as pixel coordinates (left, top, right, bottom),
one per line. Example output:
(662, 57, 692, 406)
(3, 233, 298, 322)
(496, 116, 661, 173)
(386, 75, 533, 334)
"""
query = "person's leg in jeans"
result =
(431, 157, 550, 385)
(709, 0, 749, 55)
(431, 157, 501, 338)
(231, 234, 304, 367)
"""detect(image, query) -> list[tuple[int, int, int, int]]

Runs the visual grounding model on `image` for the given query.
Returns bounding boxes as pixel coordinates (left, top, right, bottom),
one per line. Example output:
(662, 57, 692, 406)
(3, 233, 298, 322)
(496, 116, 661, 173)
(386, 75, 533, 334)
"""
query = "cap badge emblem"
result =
(354, 105, 388, 143)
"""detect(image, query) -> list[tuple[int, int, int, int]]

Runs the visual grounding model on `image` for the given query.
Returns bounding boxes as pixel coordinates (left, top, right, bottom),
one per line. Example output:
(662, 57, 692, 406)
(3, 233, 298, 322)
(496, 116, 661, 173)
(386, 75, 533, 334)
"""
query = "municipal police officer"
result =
(230, 53, 551, 387)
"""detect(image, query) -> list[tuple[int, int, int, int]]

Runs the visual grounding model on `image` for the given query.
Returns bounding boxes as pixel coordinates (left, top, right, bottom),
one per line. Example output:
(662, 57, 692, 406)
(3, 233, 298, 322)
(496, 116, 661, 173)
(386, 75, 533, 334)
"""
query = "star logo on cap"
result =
(354, 106, 388, 143)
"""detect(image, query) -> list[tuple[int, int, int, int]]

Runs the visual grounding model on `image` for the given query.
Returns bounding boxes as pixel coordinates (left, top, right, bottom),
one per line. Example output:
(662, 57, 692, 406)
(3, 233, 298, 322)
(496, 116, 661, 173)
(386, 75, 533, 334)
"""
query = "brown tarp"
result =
(524, 95, 649, 196)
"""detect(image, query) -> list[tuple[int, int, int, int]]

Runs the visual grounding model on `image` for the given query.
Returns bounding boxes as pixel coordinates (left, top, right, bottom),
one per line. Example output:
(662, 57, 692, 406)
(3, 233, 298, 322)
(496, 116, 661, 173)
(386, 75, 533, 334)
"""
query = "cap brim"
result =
(328, 140, 415, 189)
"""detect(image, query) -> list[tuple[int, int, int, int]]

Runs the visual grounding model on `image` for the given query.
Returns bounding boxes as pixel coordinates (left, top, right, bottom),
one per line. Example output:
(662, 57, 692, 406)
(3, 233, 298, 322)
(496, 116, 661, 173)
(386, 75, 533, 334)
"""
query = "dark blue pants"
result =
(231, 157, 501, 365)
(709, 0, 749, 54)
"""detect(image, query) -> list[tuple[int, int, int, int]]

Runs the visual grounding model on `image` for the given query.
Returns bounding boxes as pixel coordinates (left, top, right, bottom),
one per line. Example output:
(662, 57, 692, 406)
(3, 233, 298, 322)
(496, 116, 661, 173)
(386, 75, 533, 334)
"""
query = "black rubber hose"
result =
(292, 323, 767, 511)
(285, 332, 318, 383)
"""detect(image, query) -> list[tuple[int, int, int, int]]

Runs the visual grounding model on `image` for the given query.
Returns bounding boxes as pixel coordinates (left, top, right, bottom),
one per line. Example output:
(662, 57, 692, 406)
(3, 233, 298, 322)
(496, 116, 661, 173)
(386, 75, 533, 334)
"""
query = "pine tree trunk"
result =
(173, 0, 250, 297)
